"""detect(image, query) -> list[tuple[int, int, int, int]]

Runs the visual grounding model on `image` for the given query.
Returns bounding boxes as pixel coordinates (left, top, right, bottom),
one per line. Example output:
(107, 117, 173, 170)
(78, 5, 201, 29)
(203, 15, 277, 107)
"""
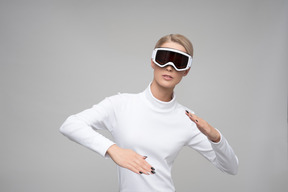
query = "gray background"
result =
(1, 0, 287, 191)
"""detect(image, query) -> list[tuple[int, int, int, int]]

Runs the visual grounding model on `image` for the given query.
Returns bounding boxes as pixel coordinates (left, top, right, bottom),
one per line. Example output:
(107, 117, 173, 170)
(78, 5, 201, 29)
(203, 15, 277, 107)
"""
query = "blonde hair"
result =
(154, 34, 194, 57)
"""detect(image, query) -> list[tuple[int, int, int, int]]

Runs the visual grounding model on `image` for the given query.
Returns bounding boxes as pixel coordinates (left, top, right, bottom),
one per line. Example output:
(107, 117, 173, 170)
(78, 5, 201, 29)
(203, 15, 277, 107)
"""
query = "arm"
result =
(185, 111, 239, 175)
(59, 98, 116, 157)
(60, 97, 155, 175)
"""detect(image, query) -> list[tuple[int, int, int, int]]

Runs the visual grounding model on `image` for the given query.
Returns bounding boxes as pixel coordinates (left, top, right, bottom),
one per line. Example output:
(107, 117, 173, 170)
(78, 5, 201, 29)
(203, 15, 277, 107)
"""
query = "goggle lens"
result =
(155, 50, 189, 70)
(152, 48, 192, 71)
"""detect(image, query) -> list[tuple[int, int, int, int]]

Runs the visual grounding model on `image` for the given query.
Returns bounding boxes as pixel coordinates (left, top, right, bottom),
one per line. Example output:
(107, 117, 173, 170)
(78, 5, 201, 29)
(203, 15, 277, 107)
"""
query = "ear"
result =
(151, 59, 156, 69)
(183, 68, 190, 76)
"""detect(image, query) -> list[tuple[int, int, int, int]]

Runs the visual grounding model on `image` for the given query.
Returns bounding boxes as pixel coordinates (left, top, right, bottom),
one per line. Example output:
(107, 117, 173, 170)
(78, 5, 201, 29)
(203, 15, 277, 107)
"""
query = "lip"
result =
(162, 74, 173, 80)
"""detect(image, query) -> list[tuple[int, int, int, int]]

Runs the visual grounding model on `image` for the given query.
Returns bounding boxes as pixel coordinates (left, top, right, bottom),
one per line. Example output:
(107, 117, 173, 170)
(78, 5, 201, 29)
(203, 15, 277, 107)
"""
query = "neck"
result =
(150, 81, 174, 102)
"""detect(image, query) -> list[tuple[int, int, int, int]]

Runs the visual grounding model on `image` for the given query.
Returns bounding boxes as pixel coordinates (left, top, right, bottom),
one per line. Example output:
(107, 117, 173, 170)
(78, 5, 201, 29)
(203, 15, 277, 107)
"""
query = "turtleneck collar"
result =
(142, 83, 177, 112)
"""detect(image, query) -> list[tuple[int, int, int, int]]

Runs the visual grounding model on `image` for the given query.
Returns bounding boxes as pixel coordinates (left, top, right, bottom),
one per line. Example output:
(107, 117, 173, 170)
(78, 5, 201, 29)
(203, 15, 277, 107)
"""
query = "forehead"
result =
(160, 42, 186, 53)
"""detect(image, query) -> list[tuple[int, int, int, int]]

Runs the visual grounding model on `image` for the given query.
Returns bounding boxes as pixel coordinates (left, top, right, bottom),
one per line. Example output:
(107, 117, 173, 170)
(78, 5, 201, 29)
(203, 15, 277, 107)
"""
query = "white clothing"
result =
(60, 84, 238, 192)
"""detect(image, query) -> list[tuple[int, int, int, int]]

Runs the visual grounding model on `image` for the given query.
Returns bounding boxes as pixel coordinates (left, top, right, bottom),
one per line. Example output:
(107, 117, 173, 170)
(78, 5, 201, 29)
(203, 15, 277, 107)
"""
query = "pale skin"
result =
(107, 41, 221, 175)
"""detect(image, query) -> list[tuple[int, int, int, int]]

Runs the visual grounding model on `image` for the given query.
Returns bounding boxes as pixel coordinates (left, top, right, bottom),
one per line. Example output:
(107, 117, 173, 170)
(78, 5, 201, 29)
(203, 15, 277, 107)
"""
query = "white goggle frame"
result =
(151, 47, 192, 71)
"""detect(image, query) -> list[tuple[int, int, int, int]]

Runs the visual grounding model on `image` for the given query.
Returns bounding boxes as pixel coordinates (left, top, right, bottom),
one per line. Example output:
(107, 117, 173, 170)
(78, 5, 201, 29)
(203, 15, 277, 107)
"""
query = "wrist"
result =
(107, 144, 118, 155)
(208, 129, 221, 143)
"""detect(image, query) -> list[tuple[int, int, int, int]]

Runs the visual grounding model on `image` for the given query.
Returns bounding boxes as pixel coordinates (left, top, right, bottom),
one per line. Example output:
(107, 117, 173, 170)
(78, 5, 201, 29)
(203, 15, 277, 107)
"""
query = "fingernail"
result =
(196, 120, 198, 122)
(151, 167, 155, 170)
(143, 156, 148, 159)
(139, 171, 143, 174)
(151, 170, 156, 174)
(185, 110, 189, 113)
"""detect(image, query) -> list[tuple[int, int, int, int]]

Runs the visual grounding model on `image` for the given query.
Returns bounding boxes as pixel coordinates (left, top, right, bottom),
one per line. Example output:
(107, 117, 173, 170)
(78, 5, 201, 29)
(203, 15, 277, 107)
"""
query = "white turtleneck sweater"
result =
(60, 84, 238, 192)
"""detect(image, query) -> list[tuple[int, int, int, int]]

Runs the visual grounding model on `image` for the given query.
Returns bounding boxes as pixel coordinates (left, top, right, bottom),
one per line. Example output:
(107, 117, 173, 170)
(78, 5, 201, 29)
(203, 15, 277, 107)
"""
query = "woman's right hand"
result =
(107, 144, 155, 175)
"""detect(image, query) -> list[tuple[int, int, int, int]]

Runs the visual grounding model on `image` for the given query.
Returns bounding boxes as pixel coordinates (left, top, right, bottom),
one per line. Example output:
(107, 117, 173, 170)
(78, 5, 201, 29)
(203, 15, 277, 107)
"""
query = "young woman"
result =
(60, 34, 238, 192)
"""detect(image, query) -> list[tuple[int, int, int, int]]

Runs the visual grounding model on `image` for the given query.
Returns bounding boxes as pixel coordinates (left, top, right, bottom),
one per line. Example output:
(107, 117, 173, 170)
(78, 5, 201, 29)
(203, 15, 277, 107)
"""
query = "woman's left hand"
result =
(185, 110, 221, 143)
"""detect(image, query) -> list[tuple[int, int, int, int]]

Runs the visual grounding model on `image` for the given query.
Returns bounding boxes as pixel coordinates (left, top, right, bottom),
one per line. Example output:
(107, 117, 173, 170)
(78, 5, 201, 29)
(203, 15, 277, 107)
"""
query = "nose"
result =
(165, 65, 174, 72)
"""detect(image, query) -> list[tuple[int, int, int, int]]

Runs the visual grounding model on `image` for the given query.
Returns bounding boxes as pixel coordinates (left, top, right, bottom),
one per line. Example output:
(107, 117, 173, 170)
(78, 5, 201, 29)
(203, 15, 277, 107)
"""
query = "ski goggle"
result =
(151, 47, 192, 71)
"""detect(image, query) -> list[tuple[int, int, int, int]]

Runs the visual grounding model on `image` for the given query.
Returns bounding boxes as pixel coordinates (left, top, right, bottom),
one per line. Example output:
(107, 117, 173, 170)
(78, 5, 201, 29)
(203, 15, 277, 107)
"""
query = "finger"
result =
(139, 166, 156, 175)
(134, 158, 155, 175)
(142, 160, 153, 172)
(132, 162, 152, 175)
(135, 165, 150, 175)
(133, 153, 156, 175)
(126, 163, 144, 175)
(128, 159, 151, 175)
(185, 110, 199, 123)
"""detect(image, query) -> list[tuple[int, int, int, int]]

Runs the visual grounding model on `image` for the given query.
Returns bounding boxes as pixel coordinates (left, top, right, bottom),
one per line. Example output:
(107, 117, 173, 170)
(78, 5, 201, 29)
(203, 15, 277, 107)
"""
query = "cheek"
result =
(175, 72, 185, 80)
(175, 76, 183, 84)
(153, 66, 163, 76)
(174, 72, 187, 83)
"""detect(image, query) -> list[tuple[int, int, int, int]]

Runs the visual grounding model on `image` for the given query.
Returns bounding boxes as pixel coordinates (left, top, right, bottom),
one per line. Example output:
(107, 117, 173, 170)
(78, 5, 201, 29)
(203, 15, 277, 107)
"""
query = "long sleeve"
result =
(187, 128, 239, 175)
(59, 85, 239, 191)
(59, 97, 116, 157)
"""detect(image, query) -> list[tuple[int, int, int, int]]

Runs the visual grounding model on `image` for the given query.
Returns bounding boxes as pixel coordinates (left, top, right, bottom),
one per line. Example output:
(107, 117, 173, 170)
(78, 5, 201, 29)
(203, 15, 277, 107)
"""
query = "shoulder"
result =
(175, 102, 195, 114)
(105, 92, 140, 105)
